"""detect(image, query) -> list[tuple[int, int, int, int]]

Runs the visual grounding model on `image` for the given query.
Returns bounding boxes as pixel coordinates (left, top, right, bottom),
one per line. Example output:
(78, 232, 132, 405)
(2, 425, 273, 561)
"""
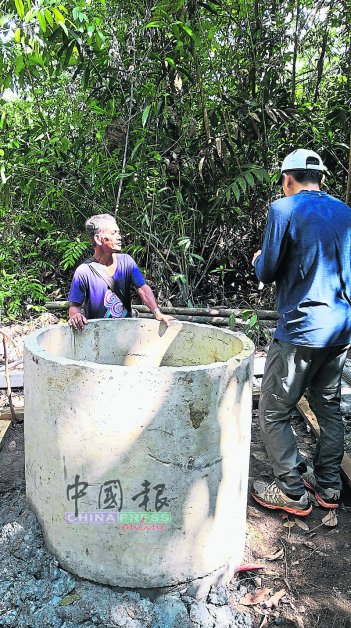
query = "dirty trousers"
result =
(259, 339, 349, 495)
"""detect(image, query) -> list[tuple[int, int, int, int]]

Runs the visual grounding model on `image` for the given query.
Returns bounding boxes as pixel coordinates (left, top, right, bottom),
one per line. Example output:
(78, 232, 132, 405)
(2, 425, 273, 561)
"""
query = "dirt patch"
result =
(0, 423, 25, 493)
(243, 408, 351, 628)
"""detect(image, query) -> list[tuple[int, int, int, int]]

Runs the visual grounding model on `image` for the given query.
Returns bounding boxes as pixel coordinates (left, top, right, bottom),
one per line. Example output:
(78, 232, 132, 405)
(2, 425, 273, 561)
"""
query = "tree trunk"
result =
(291, 1, 300, 105)
(314, 29, 328, 104)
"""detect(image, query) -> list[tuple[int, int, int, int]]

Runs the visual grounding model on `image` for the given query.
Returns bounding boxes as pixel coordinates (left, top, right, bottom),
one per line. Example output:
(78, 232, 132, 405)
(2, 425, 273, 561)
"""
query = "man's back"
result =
(255, 189, 351, 346)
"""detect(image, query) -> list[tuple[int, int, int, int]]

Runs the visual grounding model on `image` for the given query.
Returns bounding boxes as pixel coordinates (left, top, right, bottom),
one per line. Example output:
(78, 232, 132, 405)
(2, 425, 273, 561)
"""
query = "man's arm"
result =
(137, 284, 174, 327)
(68, 303, 88, 330)
(253, 201, 291, 284)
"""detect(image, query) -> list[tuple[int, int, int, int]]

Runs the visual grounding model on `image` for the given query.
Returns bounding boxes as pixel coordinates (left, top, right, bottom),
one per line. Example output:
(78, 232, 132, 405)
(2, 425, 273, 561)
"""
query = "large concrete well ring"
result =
(24, 319, 254, 594)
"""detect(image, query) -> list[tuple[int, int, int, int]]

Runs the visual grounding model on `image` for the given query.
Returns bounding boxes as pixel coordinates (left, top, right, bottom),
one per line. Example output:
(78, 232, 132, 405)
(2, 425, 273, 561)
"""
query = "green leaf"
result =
(244, 171, 255, 187)
(90, 104, 107, 114)
(249, 314, 258, 328)
(15, 56, 25, 76)
(228, 313, 236, 330)
(15, 28, 21, 43)
(15, 0, 25, 18)
(237, 176, 247, 193)
(53, 7, 65, 24)
(165, 57, 176, 70)
(226, 188, 231, 202)
(145, 21, 165, 28)
(44, 8, 53, 27)
(142, 105, 151, 127)
(179, 23, 197, 41)
(37, 11, 46, 33)
(231, 182, 240, 201)
(58, 20, 68, 36)
(131, 139, 143, 160)
(191, 253, 205, 262)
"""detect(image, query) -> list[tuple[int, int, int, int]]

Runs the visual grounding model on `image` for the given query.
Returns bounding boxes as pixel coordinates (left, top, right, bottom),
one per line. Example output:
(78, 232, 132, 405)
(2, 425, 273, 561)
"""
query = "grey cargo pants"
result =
(259, 339, 349, 496)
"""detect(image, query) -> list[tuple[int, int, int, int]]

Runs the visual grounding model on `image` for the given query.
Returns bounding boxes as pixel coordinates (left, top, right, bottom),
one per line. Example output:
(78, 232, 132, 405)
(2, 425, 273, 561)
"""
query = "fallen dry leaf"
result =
(266, 548, 284, 561)
(295, 618, 305, 628)
(281, 513, 288, 520)
(283, 521, 295, 529)
(304, 541, 316, 549)
(239, 588, 272, 606)
(126, 608, 136, 619)
(259, 616, 268, 628)
(294, 518, 309, 531)
(247, 506, 262, 518)
(322, 510, 338, 527)
(264, 589, 286, 609)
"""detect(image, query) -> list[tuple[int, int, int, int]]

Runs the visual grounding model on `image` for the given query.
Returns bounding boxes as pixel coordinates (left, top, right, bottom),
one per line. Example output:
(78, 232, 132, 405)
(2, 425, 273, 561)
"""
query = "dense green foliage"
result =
(1, 0, 350, 318)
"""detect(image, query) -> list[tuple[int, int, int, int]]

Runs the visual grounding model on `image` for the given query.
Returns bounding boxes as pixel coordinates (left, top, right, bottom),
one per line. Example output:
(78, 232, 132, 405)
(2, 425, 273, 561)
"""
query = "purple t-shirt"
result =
(68, 254, 145, 319)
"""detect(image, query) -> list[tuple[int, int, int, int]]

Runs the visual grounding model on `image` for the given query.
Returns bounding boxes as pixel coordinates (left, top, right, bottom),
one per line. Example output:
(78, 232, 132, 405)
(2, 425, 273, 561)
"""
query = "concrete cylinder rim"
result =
(24, 319, 254, 373)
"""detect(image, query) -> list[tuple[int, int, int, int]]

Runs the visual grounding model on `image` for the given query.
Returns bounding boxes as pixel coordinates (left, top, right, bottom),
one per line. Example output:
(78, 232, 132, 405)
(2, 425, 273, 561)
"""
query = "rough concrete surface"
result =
(24, 319, 254, 589)
(0, 484, 252, 627)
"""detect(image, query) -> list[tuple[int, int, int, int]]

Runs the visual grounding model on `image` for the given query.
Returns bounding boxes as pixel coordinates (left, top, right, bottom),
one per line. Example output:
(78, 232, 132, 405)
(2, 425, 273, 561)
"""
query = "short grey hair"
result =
(85, 214, 116, 245)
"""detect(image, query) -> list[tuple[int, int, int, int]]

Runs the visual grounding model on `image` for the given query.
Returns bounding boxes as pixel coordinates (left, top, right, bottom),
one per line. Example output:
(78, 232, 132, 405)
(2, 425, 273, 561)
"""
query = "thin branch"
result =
(115, 33, 136, 216)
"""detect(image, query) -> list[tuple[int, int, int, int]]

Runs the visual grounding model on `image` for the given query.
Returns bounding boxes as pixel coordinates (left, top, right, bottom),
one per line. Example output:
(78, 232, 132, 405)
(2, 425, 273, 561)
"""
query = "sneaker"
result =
(251, 480, 312, 516)
(301, 467, 340, 509)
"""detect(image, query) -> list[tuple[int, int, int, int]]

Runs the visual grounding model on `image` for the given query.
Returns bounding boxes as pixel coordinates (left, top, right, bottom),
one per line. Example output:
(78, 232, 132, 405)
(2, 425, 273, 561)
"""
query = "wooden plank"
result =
(0, 420, 11, 452)
(0, 409, 24, 421)
(0, 370, 23, 388)
(296, 396, 351, 490)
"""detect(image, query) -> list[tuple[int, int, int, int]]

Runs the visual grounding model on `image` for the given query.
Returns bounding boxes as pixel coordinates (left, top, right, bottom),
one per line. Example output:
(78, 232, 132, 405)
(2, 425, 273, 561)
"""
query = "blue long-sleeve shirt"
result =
(254, 190, 351, 346)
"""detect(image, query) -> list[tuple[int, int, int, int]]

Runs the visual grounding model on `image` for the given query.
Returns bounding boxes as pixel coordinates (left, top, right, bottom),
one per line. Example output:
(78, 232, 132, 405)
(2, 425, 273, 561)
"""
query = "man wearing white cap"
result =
(251, 149, 351, 516)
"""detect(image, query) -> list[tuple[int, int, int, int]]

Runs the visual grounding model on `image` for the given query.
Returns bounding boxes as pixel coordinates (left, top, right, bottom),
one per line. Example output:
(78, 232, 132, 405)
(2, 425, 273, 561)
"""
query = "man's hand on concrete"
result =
(68, 312, 88, 331)
(252, 250, 262, 266)
(154, 310, 175, 328)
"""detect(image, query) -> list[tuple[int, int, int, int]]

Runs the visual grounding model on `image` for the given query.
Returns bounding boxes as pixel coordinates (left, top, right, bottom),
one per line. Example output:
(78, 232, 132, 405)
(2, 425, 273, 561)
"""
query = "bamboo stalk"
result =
(45, 301, 280, 320)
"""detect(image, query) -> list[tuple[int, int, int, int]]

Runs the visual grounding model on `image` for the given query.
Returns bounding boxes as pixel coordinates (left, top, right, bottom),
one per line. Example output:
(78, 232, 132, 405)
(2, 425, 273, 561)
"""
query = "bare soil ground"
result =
(1, 318, 351, 627)
(240, 409, 351, 628)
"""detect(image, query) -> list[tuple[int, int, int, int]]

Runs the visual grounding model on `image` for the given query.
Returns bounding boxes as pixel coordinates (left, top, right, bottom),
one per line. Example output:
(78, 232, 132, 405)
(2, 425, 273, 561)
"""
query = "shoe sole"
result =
(251, 492, 312, 516)
(302, 479, 339, 509)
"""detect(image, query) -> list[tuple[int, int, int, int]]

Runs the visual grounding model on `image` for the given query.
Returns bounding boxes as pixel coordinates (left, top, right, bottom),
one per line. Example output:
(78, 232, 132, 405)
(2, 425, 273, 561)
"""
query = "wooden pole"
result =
(1, 333, 17, 426)
(45, 301, 280, 320)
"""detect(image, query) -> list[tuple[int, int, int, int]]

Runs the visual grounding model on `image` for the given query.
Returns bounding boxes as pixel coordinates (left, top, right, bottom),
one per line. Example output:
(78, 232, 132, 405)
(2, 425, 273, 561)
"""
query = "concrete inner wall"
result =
(37, 319, 243, 368)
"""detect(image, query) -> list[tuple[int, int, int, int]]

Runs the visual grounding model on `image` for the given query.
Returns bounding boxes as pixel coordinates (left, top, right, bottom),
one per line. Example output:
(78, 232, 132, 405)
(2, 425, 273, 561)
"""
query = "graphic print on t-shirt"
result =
(104, 289, 125, 318)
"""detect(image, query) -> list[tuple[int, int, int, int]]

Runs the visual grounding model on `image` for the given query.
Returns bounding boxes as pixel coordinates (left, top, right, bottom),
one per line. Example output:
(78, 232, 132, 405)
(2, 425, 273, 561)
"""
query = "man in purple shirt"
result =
(68, 214, 173, 329)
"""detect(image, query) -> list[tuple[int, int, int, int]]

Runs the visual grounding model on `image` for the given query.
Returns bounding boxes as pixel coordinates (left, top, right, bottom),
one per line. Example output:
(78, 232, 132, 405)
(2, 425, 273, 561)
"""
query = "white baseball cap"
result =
(277, 149, 324, 184)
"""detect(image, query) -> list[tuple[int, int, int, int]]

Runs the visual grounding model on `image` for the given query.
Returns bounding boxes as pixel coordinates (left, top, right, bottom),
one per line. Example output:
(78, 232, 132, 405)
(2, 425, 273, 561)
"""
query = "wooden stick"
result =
(1, 334, 17, 426)
(137, 313, 276, 326)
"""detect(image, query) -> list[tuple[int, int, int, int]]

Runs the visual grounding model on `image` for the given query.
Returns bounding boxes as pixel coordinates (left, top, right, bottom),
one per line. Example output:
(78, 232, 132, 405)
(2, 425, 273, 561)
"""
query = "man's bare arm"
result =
(68, 303, 88, 331)
(137, 285, 174, 327)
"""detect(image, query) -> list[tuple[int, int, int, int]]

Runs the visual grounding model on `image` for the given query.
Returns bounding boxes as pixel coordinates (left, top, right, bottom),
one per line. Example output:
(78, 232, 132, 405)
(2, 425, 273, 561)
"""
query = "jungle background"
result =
(1, 0, 351, 320)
